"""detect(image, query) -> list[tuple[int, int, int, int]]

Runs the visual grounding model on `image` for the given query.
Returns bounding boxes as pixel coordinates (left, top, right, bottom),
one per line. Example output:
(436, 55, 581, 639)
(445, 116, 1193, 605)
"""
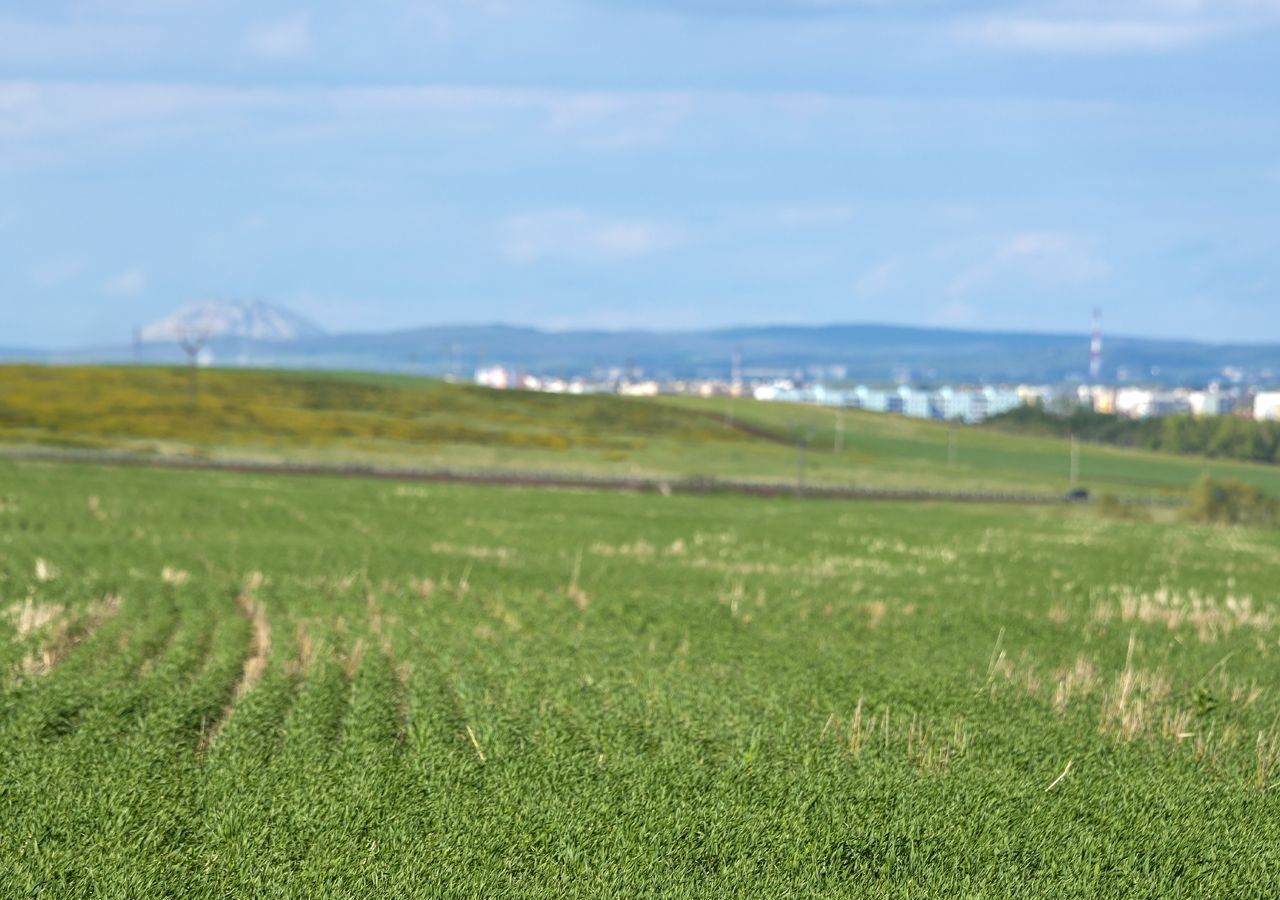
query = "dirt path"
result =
(0, 447, 1074, 505)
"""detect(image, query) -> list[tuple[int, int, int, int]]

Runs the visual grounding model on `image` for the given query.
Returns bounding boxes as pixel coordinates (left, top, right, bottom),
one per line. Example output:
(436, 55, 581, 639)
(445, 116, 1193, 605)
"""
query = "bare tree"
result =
(177, 326, 208, 405)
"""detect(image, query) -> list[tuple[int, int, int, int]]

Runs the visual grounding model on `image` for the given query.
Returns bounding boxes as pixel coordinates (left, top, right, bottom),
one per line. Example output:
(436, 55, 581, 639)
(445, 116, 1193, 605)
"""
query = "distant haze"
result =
(14, 300, 1278, 387)
(140, 300, 325, 344)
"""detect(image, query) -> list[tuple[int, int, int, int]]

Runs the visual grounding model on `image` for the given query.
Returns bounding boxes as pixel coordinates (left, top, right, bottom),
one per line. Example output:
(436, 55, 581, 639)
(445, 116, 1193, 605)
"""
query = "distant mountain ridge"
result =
(18, 307, 1280, 386)
(139, 299, 325, 343)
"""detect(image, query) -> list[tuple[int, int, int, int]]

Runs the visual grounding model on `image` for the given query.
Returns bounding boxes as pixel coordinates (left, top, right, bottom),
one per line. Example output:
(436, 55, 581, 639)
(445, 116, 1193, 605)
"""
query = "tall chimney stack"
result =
(1089, 307, 1103, 381)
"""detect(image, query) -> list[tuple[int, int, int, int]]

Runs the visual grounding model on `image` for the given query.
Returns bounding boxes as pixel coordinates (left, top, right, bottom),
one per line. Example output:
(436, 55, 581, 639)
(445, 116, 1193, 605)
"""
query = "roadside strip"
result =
(0, 447, 1084, 505)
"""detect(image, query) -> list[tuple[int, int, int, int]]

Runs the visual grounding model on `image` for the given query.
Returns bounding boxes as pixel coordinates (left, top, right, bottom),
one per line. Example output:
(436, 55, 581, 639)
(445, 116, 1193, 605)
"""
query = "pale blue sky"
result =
(2, 0, 1278, 347)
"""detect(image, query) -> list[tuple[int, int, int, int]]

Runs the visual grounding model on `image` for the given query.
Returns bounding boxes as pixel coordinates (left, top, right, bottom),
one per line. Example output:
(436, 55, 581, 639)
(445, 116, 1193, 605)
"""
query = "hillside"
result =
(658, 394, 1280, 497)
(140, 299, 325, 344)
(0, 364, 748, 457)
(3, 364, 1280, 498)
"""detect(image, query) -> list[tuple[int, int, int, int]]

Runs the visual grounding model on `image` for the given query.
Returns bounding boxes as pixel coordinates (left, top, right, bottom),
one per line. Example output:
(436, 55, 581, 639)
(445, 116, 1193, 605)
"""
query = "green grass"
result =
(663, 394, 1280, 497)
(2, 459, 1279, 896)
(3, 363, 1280, 499)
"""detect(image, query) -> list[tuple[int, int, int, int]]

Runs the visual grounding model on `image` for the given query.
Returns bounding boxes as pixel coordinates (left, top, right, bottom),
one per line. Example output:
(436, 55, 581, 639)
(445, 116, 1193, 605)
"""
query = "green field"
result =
(664, 394, 1280, 497)
(3, 364, 1280, 498)
(2, 458, 1279, 896)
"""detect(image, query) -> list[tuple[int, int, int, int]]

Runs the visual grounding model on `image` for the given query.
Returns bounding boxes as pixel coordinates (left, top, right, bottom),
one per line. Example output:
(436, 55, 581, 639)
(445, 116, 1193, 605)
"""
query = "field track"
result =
(0, 447, 1077, 505)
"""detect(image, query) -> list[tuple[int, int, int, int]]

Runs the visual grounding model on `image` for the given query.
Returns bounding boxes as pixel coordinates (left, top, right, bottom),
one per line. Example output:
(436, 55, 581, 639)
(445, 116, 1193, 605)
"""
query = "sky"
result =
(2, 0, 1279, 348)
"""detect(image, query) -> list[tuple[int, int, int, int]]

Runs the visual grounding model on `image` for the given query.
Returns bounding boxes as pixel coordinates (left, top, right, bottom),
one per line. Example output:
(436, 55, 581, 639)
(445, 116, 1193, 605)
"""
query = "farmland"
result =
(2, 457, 1279, 896)
(3, 364, 1280, 499)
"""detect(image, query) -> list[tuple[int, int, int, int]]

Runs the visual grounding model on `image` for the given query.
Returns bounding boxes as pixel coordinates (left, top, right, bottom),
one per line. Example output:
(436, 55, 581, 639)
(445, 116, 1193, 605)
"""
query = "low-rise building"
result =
(1188, 387, 1233, 417)
(475, 365, 512, 389)
(900, 387, 936, 420)
(1255, 392, 1280, 421)
(618, 380, 660, 397)
(1114, 388, 1191, 419)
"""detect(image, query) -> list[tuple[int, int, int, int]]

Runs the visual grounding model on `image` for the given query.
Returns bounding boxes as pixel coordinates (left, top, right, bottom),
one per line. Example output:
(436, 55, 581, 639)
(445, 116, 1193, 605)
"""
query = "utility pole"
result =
(834, 409, 845, 454)
(948, 424, 957, 467)
(796, 437, 807, 491)
(1069, 433, 1080, 487)
(794, 424, 813, 492)
(725, 350, 741, 428)
(1090, 307, 1103, 382)
(177, 327, 207, 406)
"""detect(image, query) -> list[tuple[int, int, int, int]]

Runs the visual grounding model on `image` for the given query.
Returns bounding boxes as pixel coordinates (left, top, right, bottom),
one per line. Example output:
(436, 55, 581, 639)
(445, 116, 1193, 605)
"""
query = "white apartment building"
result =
(1114, 388, 1191, 419)
(1188, 388, 1232, 417)
(1255, 392, 1280, 421)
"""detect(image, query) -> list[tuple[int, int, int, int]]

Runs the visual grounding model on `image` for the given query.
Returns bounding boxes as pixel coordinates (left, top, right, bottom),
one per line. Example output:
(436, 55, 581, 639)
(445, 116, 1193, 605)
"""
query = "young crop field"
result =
(2, 458, 1278, 896)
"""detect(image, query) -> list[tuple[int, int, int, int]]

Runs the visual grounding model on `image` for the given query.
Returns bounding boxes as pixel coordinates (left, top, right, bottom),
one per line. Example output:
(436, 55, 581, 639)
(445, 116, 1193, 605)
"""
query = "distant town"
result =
(473, 365, 1280, 425)
(468, 308, 1280, 424)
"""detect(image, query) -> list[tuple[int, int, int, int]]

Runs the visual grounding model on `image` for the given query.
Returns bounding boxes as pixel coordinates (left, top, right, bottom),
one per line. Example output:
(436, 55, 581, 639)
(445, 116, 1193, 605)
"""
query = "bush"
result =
(1096, 493, 1149, 521)
(1181, 476, 1279, 526)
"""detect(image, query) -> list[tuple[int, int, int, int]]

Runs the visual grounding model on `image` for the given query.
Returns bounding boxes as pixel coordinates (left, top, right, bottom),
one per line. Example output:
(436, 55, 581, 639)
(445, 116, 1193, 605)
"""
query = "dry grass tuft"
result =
(198, 576, 271, 755)
(590, 540, 655, 558)
(7, 598, 65, 639)
(235, 572, 271, 699)
(835, 700, 969, 774)
(289, 621, 316, 676)
(1098, 636, 1171, 741)
(567, 586, 590, 612)
(567, 549, 590, 611)
(161, 566, 190, 587)
(862, 601, 887, 630)
(1160, 708, 1196, 744)
(1053, 656, 1100, 713)
(14, 593, 121, 679)
(430, 542, 512, 562)
(34, 558, 58, 583)
(343, 638, 365, 678)
(717, 580, 753, 624)
(1092, 586, 1277, 643)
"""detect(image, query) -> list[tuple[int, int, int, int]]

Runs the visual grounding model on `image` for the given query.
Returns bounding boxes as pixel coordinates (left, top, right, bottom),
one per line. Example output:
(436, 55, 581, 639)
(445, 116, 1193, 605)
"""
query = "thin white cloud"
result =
(962, 0, 1280, 53)
(105, 266, 148, 298)
(500, 210, 682, 263)
(853, 256, 901, 297)
(30, 258, 83, 289)
(0, 81, 290, 143)
(0, 79, 1127, 162)
(243, 14, 311, 60)
(969, 17, 1214, 52)
(951, 231, 1109, 294)
(933, 300, 978, 327)
(0, 17, 151, 65)
(497, 203, 859, 265)
(772, 204, 856, 228)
